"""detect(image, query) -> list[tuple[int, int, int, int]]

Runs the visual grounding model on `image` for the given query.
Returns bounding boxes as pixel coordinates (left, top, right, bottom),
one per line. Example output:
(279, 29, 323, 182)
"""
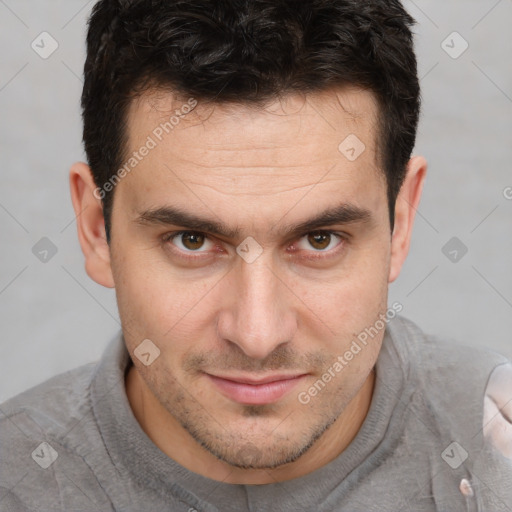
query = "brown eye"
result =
(307, 232, 332, 250)
(181, 232, 205, 250)
(170, 231, 213, 252)
(294, 231, 344, 254)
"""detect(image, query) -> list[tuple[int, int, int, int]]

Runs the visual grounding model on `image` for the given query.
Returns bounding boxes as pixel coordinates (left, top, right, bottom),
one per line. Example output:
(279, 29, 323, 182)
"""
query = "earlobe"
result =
(69, 162, 115, 289)
(388, 155, 427, 283)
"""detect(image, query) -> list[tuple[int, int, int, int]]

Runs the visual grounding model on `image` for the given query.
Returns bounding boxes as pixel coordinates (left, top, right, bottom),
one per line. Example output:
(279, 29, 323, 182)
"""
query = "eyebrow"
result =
(135, 203, 373, 240)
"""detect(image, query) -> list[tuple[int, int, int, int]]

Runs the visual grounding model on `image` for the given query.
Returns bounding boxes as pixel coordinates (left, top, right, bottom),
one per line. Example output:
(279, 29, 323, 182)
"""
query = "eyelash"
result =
(161, 230, 348, 261)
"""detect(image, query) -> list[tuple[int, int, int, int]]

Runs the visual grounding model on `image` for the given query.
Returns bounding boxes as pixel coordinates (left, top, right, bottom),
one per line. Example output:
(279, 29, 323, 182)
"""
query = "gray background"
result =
(0, 0, 511, 403)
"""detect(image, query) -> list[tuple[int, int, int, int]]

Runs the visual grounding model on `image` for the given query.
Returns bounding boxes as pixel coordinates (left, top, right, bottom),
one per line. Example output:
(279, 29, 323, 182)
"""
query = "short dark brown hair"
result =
(81, 0, 421, 242)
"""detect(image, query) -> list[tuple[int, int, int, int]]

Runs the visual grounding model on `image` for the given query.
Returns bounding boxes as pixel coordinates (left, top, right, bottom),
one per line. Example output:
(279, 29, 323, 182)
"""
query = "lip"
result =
(206, 373, 308, 405)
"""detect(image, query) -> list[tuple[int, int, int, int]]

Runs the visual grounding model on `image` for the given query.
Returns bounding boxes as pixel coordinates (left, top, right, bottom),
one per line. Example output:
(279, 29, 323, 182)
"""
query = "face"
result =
(73, 86, 425, 479)
(108, 87, 390, 468)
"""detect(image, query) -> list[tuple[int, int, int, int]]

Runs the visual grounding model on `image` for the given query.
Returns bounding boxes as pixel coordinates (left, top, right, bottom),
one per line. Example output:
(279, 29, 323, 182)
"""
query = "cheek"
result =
(113, 247, 222, 346)
(307, 257, 389, 367)
(299, 247, 388, 325)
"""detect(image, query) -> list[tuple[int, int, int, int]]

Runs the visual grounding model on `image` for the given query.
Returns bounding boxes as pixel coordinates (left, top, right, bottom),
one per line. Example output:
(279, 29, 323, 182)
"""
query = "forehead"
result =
(118, 87, 385, 220)
(125, 86, 380, 162)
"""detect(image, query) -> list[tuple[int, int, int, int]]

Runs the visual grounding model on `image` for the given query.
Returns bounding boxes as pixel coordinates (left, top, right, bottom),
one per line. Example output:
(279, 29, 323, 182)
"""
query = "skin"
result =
(69, 86, 427, 484)
(483, 363, 512, 459)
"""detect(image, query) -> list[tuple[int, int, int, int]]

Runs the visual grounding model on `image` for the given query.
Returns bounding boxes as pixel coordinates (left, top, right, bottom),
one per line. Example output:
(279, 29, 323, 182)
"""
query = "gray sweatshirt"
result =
(1, 315, 511, 511)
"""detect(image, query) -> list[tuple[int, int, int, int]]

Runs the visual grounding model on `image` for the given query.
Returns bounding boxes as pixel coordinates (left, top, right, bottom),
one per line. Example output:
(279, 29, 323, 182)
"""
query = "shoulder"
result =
(383, 315, 511, 447)
(381, 316, 512, 506)
(0, 330, 126, 439)
(0, 357, 113, 511)
(0, 360, 97, 438)
(387, 317, 512, 460)
(387, 315, 510, 389)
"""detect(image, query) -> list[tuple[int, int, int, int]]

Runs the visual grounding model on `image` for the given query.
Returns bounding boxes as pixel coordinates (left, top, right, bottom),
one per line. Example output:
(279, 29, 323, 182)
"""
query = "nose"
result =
(216, 253, 297, 360)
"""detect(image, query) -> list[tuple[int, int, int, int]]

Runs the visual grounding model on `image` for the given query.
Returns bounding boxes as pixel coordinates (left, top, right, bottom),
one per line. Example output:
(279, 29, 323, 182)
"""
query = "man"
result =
(1, 0, 511, 510)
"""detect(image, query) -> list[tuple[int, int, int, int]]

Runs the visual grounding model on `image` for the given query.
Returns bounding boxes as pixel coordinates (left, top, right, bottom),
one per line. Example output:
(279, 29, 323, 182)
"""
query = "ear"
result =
(388, 155, 427, 283)
(69, 162, 115, 288)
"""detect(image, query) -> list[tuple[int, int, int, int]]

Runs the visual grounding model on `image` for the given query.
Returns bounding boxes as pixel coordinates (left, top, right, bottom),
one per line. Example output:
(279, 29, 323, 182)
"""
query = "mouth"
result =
(205, 372, 309, 405)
